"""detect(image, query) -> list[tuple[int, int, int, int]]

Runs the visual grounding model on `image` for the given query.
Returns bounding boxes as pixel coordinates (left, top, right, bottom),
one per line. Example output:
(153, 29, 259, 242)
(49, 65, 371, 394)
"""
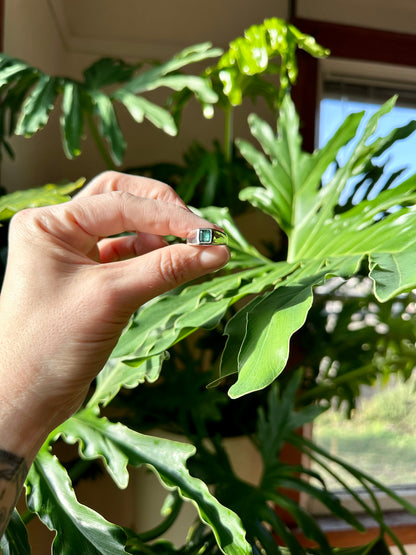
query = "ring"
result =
(186, 228, 228, 246)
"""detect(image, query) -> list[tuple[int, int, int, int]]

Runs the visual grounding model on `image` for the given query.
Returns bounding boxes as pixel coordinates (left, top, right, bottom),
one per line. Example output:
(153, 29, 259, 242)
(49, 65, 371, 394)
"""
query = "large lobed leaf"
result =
(0, 510, 30, 555)
(54, 408, 251, 555)
(218, 94, 416, 397)
(0, 178, 85, 221)
(212, 17, 329, 106)
(88, 351, 166, 409)
(90, 94, 416, 402)
(0, 44, 220, 164)
(26, 445, 128, 554)
(91, 261, 296, 407)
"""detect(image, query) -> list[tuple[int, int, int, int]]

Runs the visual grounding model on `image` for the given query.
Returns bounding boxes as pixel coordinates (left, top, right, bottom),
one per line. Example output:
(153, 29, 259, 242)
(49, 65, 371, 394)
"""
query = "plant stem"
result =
(297, 364, 375, 405)
(224, 106, 234, 163)
(21, 509, 35, 525)
(86, 112, 117, 171)
(68, 457, 93, 484)
(20, 459, 93, 526)
(136, 492, 183, 542)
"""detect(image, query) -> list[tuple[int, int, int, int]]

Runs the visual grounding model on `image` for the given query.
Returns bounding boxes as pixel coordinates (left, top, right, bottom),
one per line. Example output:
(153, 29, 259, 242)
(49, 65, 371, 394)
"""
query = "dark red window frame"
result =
(291, 17, 416, 152)
(0, 0, 4, 51)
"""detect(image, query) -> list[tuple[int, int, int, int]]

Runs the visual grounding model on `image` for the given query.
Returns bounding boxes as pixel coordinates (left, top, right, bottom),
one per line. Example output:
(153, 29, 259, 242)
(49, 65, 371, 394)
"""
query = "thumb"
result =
(100, 243, 229, 311)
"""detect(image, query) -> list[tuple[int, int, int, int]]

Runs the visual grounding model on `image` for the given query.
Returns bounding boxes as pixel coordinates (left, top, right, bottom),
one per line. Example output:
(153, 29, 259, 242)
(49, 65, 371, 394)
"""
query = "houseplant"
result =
(1, 17, 416, 554)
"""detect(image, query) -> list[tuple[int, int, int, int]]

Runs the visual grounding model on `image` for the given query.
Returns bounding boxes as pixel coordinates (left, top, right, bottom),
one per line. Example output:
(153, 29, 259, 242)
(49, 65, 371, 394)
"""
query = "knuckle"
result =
(10, 207, 46, 237)
(90, 170, 123, 193)
(151, 182, 178, 204)
(158, 248, 186, 286)
(10, 207, 36, 227)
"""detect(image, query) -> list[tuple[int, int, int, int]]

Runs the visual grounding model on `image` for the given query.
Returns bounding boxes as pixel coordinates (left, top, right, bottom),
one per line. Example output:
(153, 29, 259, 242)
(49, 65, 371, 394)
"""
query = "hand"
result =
(0, 172, 229, 455)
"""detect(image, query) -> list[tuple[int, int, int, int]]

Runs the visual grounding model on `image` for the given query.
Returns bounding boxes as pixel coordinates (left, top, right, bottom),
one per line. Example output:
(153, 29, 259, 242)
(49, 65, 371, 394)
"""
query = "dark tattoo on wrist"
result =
(0, 448, 28, 536)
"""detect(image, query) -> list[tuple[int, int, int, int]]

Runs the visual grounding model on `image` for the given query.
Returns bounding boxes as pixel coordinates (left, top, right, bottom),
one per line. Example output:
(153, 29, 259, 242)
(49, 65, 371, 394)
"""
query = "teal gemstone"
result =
(199, 229, 212, 243)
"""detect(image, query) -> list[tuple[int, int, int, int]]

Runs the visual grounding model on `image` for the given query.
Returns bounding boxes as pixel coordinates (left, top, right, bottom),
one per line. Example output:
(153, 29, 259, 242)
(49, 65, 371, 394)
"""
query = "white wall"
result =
(1, 0, 289, 191)
(297, 0, 416, 34)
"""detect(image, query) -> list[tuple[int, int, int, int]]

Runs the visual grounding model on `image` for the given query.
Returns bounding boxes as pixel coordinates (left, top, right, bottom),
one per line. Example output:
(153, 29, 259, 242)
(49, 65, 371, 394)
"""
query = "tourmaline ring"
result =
(186, 228, 228, 246)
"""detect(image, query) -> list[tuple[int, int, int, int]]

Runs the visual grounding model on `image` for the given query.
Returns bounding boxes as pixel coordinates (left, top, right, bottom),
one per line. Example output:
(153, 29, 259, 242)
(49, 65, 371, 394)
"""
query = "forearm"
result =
(0, 394, 54, 537)
(0, 359, 57, 537)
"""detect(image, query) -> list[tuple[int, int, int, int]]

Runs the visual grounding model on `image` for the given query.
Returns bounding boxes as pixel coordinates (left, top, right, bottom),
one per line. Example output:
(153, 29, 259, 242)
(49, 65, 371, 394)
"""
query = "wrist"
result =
(0, 362, 58, 461)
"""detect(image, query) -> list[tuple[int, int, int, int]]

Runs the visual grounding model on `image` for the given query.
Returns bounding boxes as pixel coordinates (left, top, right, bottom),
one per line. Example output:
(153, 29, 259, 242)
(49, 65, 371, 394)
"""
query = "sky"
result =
(318, 97, 416, 205)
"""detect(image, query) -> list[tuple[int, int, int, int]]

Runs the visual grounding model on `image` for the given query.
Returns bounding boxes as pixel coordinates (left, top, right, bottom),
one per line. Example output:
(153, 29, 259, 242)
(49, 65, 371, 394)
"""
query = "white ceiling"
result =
(47, 0, 290, 59)
(47, 0, 416, 62)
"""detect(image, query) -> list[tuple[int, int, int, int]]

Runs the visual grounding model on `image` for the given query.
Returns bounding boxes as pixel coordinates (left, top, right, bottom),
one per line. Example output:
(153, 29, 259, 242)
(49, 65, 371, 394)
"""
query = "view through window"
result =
(312, 83, 416, 496)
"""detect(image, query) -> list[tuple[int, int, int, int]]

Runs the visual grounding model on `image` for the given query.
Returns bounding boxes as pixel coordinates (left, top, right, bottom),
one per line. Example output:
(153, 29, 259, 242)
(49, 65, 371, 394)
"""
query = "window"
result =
(319, 70, 416, 197)
(306, 61, 416, 518)
(288, 17, 416, 546)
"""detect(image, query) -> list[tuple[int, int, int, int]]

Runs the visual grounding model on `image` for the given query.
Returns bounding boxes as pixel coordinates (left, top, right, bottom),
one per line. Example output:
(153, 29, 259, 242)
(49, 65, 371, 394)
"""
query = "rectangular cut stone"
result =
(199, 229, 212, 243)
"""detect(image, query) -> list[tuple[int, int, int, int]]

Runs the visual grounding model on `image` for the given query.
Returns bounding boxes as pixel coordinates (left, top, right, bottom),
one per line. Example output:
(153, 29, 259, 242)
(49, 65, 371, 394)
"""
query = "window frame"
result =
(290, 17, 416, 546)
(0, 0, 4, 52)
(291, 17, 416, 153)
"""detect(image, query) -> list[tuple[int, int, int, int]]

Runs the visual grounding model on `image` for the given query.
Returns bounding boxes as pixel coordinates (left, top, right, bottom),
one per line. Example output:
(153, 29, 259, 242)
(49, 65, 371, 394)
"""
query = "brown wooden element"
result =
(0, 0, 4, 52)
(294, 524, 416, 548)
(292, 18, 416, 66)
(291, 50, 319, 153)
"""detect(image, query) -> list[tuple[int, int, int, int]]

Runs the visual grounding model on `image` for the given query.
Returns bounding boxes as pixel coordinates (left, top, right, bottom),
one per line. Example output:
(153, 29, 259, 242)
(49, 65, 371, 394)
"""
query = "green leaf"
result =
(88, 351, 167, 408)
(124, 43, 222, 94)
(0, 178, 85, 221)
(0, 57, 39, 88)
(270, 491, 332, 554)
(333, 538, 391, 555)
(26, 445, 128, 554)
(0, 45, 220, 163)
(122, 74, 217, 104)
(15, 75, 59, 136)
(238, 137, 292, 230)
(213, 18, 329, 106)
(238, 97, 363, 241)
(109, 264, 286, 365)
(61, 82, 84, 158)
(197, 205, 270, 268)
(290, 98, 408, 261)
(91, 91, 126, 165)
(83, 57, 137, 89)
(257, 376, 303, 467)
(239, 95, 416, 268)
(0, 510, 31, 555)
(1, 71, 40, 137)
(55, 409, 251, 555)
(224, 264, 321, 398)
(113, 89, 177, 136)
(370, 249, 416, 301)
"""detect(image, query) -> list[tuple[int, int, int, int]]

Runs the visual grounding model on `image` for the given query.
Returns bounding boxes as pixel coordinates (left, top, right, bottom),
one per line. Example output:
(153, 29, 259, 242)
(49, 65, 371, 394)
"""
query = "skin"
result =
(0, 171, 229, 536)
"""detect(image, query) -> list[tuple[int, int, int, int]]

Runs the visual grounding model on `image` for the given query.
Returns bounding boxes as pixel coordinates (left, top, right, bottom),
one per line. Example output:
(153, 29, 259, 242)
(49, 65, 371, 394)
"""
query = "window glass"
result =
(319, 90, 416, 202)
(312, 85, 416, 492)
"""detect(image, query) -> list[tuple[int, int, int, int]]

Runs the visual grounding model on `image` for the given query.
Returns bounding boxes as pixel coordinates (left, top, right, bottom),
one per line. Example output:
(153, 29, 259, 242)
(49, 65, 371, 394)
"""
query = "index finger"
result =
(76, 171, 187, 208)
(34, 191, 217, 254)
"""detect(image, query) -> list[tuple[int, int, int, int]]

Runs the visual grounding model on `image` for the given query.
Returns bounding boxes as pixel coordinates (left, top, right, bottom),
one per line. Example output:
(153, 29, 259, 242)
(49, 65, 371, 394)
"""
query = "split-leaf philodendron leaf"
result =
(0, 178, 85, 221)
(26, 445, 128, 555)
(0, 44, 221, 163)
(101, 93, 416, 399)
(51, 408, 251, 555)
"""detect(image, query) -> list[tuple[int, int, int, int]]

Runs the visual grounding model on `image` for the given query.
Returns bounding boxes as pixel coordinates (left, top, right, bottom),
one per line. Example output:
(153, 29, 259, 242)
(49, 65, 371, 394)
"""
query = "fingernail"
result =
(198, 246, 230, 269)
